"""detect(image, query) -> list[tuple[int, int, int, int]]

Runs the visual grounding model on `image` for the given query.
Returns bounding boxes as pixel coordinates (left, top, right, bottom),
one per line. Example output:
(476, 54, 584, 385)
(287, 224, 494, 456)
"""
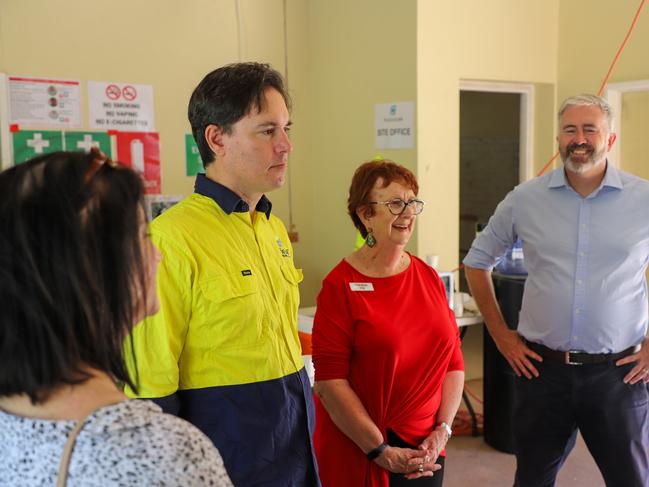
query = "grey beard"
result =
(563, 158, 597, 173)
(561, 146, 607, 174)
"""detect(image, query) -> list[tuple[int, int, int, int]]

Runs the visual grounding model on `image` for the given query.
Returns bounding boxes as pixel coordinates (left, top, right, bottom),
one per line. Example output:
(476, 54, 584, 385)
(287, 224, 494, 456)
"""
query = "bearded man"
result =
(463, 94, 649, 487)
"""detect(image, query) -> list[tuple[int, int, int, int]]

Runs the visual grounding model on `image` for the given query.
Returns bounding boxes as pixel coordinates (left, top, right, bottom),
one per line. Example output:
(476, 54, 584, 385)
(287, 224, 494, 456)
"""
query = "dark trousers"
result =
(387, 429, 445, 487)
(512, 359, 649, 487)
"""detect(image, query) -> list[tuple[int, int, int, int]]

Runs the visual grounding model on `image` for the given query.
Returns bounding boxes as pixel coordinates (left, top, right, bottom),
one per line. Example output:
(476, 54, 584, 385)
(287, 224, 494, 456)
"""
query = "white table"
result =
(456, 310, 484, 329)
(299, 306, 482, 334)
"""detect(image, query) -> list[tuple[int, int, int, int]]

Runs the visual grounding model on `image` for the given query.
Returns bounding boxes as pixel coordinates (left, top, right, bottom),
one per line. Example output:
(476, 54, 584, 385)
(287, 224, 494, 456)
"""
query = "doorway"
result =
(459, 83, 533, 291)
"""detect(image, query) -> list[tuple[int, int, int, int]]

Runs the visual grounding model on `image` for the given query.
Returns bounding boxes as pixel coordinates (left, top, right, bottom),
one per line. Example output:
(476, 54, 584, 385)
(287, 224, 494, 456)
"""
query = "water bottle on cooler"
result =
(495, 238, 527, 276)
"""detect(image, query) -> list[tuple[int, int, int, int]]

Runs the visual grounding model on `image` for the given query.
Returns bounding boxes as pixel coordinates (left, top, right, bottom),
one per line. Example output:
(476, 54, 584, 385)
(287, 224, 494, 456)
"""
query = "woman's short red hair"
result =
(347, 160, 418, 238)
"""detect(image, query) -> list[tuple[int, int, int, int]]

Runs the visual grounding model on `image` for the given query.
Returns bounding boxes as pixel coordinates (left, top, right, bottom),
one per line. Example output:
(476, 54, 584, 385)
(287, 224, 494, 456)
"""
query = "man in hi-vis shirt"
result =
(127, 63, 319, 487)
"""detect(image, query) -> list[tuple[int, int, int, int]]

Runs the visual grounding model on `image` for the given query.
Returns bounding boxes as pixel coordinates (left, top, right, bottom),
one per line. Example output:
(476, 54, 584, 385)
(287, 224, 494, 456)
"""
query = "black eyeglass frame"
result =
(368, 198, 425, 216)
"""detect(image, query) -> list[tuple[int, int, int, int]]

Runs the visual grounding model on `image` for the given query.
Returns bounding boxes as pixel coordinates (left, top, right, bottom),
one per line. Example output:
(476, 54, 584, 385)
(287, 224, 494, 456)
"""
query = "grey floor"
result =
(444, 325, 605, 486)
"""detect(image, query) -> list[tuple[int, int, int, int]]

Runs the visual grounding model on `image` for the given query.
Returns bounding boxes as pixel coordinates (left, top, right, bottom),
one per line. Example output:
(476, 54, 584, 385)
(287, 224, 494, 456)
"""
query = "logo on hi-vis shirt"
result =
(276, 237, 290, 258)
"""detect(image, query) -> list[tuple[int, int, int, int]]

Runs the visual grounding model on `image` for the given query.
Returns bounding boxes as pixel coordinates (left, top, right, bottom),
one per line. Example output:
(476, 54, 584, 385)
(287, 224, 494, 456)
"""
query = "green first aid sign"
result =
(13, 130, 63, 164)
(185, 133, 203, 176)
(64, 132, 111, 156)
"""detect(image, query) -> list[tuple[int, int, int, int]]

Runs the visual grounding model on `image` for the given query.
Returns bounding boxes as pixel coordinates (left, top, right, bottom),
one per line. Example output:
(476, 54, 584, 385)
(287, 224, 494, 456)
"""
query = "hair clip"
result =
(85, 147, 118, 183)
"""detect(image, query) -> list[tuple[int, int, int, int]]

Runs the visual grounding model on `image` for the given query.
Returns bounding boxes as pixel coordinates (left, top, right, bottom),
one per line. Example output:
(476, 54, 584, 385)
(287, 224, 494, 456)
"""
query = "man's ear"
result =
(606, 132, 617, 152)
(205, 124, 226, 158)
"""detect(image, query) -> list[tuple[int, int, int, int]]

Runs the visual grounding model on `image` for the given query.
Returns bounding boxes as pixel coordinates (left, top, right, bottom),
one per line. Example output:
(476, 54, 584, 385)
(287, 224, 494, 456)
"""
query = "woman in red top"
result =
(312, 160, 464, 487)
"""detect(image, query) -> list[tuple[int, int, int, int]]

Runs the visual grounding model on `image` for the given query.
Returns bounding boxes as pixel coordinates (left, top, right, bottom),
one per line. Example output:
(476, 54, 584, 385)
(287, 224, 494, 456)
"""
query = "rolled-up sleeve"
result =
(463, 189, 517, 270)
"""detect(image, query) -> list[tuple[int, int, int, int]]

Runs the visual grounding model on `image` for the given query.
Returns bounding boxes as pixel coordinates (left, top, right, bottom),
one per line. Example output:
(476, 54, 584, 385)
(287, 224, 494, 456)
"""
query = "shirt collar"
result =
(599, 162, 623, 190)
(194, 173, 273, 219)
(547, 160, 623, 192)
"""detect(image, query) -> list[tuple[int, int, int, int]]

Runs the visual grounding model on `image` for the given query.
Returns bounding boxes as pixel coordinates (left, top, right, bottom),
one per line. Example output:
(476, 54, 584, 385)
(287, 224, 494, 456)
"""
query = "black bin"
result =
(483, 272, 526, 454)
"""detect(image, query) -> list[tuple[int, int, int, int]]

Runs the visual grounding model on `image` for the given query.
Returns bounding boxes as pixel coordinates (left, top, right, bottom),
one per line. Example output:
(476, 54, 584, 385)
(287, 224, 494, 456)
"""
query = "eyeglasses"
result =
(369, 198, 425, 215)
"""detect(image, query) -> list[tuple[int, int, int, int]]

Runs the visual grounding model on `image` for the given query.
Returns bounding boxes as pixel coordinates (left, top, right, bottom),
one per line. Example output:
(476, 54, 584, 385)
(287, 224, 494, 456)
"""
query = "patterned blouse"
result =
(0, 399, 233, 486)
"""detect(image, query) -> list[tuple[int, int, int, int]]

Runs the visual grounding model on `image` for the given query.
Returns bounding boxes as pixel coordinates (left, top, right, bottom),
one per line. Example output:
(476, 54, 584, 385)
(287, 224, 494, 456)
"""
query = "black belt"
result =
(526, 341, 639, 366)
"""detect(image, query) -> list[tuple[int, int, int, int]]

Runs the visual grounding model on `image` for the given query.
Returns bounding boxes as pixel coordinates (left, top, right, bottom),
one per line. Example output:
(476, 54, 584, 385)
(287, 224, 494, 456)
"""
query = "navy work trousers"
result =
(512, 359, 649, 487)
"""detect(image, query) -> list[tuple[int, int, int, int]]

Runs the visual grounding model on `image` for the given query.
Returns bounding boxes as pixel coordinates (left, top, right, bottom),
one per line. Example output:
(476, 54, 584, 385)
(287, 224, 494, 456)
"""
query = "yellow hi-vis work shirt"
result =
(125, 191, 305, 396)
(125, 176, 319, 486)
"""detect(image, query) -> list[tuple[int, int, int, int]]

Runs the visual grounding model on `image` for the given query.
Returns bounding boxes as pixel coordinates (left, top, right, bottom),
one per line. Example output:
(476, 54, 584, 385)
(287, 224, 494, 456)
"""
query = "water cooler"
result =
(483, 245, 526, 453)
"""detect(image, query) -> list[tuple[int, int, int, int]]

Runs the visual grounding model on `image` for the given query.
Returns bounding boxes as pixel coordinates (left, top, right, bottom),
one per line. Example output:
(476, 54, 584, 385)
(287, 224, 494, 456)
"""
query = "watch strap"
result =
(436, 421, 452, 438)
(366, 442, 388, 460)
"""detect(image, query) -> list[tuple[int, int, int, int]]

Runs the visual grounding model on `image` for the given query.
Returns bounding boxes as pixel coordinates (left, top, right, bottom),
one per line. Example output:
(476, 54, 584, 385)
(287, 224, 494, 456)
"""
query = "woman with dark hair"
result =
(0, 150, 232, 486)
(312, 160, 465, 487)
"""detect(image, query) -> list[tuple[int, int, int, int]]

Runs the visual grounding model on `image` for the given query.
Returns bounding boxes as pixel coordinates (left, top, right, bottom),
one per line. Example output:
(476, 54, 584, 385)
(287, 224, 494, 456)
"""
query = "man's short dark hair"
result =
(188, 62, 291, 167)
(0, 151, 146, 403)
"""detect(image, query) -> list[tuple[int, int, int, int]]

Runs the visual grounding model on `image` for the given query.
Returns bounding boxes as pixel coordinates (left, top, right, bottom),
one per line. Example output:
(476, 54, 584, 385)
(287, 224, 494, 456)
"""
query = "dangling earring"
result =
(366, 228, 376, 248)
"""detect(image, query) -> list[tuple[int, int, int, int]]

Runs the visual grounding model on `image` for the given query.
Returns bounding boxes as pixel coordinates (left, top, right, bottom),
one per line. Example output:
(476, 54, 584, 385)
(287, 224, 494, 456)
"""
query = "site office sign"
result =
(88, 81, 155, 131)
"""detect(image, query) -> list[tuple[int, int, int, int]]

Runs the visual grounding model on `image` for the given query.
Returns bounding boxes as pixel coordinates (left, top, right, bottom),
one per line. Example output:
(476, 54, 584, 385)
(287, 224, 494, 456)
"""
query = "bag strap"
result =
(55, 407, 99, 487)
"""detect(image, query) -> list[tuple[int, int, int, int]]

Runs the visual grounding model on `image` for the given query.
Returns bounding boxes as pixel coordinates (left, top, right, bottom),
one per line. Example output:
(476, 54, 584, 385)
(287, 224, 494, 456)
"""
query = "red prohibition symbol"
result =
(105, 84, 121, 100)
(122, 85, 137, 101)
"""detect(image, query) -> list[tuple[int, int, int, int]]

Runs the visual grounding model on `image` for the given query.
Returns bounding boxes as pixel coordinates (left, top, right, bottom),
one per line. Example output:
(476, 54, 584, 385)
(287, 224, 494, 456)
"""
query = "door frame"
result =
(604, 79, 649, 168)
(459, 80, 535, 182)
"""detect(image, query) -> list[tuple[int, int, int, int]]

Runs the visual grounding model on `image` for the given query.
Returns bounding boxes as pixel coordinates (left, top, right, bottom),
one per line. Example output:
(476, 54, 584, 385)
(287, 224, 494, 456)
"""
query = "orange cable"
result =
(596, 0, 647, 97)
(463, 382, 484, 405)
(536, 151, 561, 178)
(536, 0, 647, 178)
(453, 1, 646, 272)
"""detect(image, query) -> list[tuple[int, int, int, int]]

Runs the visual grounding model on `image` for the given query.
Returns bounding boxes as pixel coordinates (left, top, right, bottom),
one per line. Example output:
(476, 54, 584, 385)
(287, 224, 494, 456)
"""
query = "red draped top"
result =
(312, 255, 464, 487)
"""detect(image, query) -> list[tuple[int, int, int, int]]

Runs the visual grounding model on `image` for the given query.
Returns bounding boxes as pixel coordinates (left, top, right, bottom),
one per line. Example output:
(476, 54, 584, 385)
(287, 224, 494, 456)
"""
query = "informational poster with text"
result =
(88, 81, 155, 131)
(8, 76, 81, 128)
(374, 102, 415, 149)
(114, 131, 161, 194)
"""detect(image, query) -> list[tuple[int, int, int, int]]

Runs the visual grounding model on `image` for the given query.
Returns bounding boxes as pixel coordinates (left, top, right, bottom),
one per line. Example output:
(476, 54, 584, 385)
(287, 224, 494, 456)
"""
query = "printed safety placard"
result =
(11, 129, 112, 165)
(88, 81, 155, 131)
(64, 131, 112, 156)
(12, 130, 63, 164)
(114, 131, 161, 194)
(8, 76, 81, 128)
(185, 133, 202, 176)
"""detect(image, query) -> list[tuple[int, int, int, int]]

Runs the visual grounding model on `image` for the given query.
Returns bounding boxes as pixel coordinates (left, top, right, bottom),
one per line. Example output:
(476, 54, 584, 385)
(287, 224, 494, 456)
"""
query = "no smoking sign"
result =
(105, 84, 121, 100)
(123, 85, 137, 101)
(88, 81, 155, 130)
(104, 84, 137, 101)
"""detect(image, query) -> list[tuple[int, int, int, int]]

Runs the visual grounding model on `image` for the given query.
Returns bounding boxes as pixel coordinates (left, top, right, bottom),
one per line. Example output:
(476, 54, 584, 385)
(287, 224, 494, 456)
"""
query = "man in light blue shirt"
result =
(464, 94, 649, 487)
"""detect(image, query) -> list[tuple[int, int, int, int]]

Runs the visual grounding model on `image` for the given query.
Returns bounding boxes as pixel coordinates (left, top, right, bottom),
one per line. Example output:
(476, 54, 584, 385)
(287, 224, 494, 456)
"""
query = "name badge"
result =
(349, 282, 374, 292)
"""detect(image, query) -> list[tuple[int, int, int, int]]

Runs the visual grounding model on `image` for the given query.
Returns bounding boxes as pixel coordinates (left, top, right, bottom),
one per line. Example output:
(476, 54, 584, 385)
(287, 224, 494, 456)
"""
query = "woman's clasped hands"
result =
(373, 445, 442, 479)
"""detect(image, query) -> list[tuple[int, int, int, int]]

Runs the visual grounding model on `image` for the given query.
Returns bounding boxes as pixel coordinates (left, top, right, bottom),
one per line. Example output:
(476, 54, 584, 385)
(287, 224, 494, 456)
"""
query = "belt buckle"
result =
(565, 350, 583, 366)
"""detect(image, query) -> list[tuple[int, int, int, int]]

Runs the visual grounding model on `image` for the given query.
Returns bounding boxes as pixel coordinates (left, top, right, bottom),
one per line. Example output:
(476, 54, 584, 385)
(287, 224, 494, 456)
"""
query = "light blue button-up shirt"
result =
(464, 164, 649, 353)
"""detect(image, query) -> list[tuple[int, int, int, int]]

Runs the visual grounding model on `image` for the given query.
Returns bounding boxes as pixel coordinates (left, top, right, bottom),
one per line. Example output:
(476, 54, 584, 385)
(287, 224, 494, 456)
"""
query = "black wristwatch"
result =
(366, 442, 388, 460)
